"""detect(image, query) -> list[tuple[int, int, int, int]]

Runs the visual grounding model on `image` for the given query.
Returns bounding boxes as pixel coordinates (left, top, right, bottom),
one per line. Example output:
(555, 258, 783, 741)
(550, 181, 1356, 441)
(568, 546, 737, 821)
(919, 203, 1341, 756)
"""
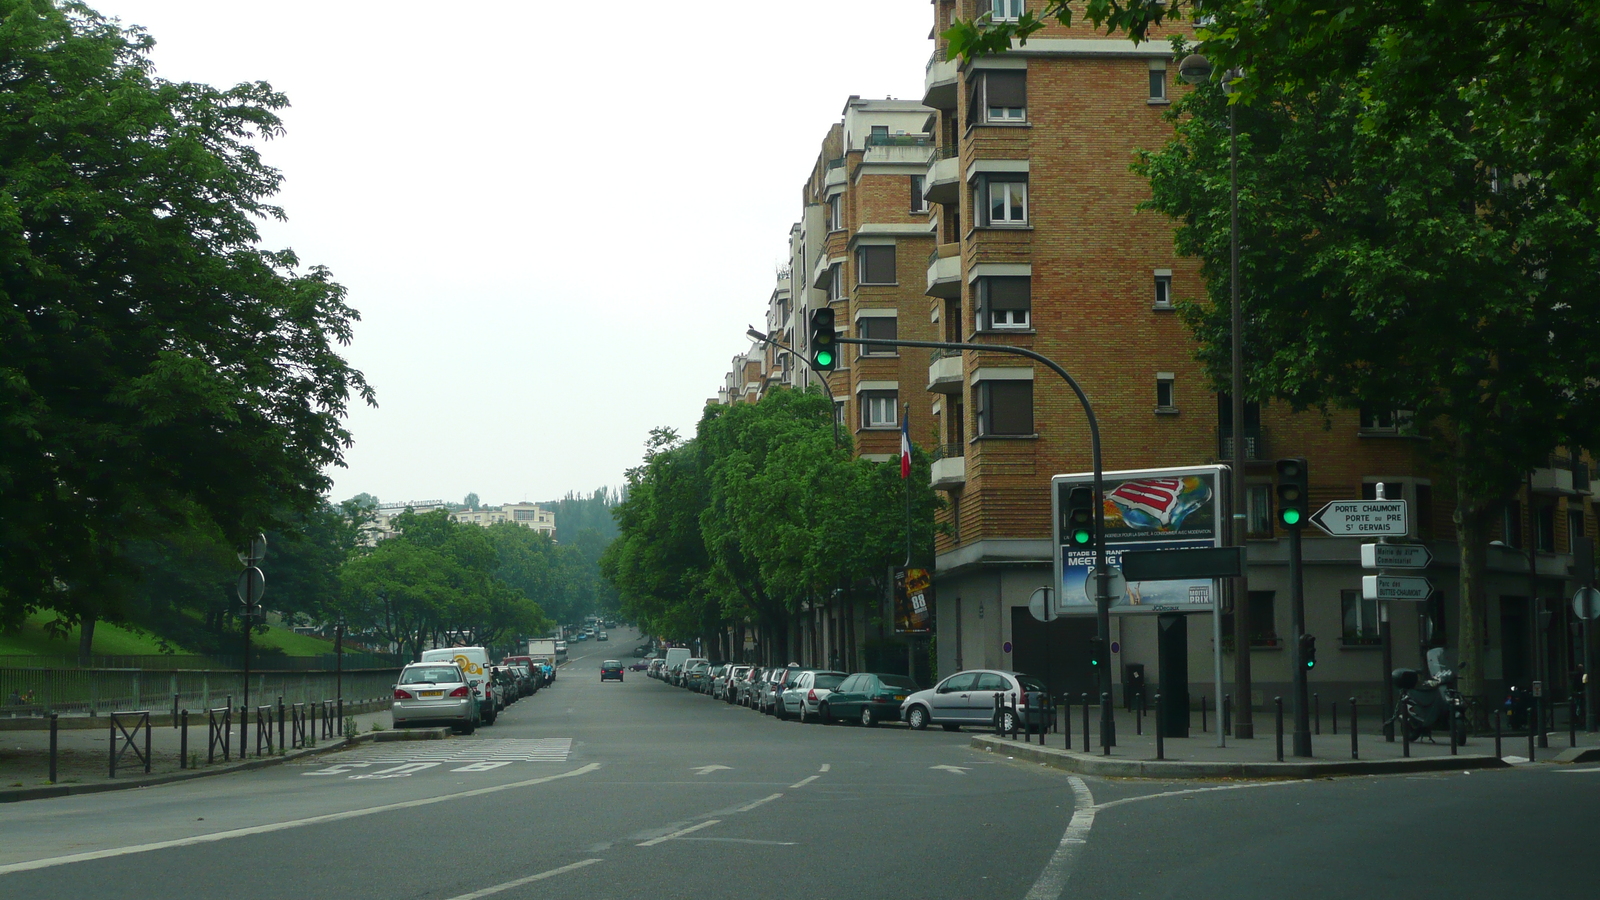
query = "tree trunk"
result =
(77, 615, 96, 664)
(1454, 463, 1496, 728)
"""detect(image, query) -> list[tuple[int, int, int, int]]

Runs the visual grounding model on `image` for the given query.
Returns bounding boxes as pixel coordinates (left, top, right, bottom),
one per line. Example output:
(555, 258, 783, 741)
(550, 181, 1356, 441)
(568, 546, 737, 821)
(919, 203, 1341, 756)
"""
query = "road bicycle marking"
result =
(300, 738, 572, 775)
(637, 819, 720, 847)
(1024, 776, 1096, 900)
(0, 763, 601, 876)
(441, 858, 603, 900)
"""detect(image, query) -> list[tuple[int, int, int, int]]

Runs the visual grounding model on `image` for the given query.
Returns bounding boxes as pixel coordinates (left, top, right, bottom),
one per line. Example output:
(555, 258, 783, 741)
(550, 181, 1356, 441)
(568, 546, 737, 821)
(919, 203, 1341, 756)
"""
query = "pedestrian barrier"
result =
(208, 704, 232, 763)
(291, 702, 308, 749)
(255, 705, 274, 756)
(109, 710, 151, 777)
(0, 666, 398, 718)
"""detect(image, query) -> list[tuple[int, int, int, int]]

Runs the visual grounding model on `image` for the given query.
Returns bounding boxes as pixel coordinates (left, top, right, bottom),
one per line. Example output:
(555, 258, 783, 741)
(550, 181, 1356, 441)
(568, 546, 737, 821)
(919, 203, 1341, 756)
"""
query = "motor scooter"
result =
(1389, 647, 1468, 745)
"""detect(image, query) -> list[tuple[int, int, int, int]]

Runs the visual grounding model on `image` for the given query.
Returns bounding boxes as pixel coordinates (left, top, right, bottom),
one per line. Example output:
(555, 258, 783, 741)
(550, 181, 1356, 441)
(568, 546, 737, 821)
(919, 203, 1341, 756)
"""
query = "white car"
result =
(779, 670, 847, 723)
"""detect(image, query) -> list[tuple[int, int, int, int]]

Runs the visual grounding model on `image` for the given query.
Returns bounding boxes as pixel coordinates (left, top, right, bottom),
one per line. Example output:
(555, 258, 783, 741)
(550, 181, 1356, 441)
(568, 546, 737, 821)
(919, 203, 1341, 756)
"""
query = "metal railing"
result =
(0, 666, 400, 718)
(931, 442, 965, 461)
(929, 345, 962, 363)
(0, 653, 402, 671)
(926, 46, 948, 72)
(825, 156, 846, 170)
(1218, 426, 1265, 460)
(865, 133, 933, 147)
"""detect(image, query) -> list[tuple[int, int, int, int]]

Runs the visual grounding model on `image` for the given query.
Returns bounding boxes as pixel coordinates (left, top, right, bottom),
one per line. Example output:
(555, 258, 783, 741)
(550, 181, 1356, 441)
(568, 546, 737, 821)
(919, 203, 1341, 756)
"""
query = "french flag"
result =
(900, 408, 912, 479)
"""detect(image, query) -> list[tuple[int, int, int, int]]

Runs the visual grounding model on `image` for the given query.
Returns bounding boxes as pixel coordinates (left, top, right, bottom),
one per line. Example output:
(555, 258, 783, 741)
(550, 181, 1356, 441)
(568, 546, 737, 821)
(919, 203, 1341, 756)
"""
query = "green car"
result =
(818, 673, 921, 726)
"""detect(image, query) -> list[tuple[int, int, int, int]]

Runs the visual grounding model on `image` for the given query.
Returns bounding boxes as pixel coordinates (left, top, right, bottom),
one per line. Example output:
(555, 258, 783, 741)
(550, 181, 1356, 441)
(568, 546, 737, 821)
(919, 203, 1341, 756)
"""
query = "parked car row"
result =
(648, 659, 1051, 733)
(392, 646, 561, 735)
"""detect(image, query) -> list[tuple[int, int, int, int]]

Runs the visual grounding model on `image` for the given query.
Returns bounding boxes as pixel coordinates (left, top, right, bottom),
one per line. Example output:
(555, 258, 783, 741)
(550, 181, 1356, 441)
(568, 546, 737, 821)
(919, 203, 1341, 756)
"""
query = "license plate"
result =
(419, 690, 443, 698)
(894, 695, 907, 700)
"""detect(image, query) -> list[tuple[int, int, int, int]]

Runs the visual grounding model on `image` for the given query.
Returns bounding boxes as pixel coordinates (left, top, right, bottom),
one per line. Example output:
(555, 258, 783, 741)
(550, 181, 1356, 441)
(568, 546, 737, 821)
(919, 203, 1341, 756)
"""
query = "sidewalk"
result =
(973, 705, 1600, 779)
(0, 703, 405, 799)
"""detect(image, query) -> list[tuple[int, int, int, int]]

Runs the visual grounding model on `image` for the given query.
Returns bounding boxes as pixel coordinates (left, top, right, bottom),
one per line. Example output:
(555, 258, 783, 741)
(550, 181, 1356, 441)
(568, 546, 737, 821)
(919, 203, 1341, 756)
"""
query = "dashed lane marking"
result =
(441, 859, 603, 900)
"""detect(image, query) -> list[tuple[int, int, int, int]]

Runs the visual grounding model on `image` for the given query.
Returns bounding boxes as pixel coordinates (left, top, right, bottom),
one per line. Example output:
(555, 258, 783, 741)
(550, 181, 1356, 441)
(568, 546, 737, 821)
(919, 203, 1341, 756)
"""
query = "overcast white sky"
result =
(92, 0, 931, 507)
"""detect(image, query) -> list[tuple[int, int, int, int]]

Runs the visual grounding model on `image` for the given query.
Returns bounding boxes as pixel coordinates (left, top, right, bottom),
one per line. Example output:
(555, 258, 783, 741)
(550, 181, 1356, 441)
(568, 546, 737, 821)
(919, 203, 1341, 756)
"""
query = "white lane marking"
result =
(441, 859, 603, 900)
(1093, 779, 1311, 812)
(1024, 776, 1096, 900)
(819, 764, 831, 772)
(691, 764, 732, 775)
(637, 819, 721, 847)
(1553, 766, 1600, 774)
(930, 765, 971, 775)
(0, 763, 602, 876)
(735, 793, 784, 812)
(789, 775, 820, 788)
(678, 837, 797, 846)
(452, 761, 515, 773)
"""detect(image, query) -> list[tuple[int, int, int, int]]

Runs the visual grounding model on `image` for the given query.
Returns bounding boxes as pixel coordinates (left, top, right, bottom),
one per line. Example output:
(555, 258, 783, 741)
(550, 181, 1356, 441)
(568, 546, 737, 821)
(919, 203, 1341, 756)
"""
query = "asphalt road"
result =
(3, 629, 1598, 900)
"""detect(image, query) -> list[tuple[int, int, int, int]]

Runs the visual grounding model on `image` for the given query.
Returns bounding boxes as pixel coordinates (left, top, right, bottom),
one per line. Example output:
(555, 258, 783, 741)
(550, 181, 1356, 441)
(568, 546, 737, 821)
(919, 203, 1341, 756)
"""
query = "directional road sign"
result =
(1310, 500, 1408, 536)
(1362, 574, 1433, 601)
(1360, 543, 1433, 569)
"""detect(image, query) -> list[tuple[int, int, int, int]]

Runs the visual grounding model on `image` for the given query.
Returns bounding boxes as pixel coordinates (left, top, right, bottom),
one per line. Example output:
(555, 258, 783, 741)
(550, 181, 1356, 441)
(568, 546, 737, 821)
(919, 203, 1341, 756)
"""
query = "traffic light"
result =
(1275, 457, 1309, 528)
(1065, 486, 1095, 548)
(1088, 635, 1104, 669)
(1299, 633, 1317, 670)
(808, 308, 837, 371)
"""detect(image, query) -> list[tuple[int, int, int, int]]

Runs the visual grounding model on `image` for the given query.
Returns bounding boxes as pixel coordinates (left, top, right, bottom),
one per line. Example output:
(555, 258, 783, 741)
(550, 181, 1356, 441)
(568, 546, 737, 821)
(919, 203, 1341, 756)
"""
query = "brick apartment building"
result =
(720, 1, 1597, 712)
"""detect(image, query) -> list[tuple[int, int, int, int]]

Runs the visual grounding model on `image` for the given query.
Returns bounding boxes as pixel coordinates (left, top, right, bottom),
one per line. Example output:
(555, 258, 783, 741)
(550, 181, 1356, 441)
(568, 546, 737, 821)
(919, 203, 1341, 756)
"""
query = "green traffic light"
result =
(815, 350, 833, 367)
(1072, 529, 1091, 545)
(1305, 659, 1315, 669)
(1282, 508, 1301, 526)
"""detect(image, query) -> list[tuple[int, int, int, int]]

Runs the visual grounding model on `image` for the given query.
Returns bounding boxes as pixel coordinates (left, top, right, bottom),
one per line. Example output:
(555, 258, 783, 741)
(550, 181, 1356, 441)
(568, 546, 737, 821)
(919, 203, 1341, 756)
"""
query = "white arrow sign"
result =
(1360, 543, 1433, 569)
(690, 765, 732, 776)
(1362, 575, 1434, 601)
(1311, 500, 1408, 536)
(929, 765, 971, 775)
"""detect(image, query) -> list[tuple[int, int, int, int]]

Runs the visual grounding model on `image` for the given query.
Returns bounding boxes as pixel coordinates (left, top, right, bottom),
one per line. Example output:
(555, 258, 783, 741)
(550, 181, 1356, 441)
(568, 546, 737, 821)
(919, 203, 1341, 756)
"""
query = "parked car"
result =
(419, 646, 496, 725)
(705, 664, 726, 696)
(391, 662, 478, 734)
(900, 669, 1049, 732)
(779, 670, 847, 722)
(720, 665, 752, 702)
(600, 659, 624, 682)
(737, 667, 766, 706)
(648, 659, 667, 679)
(819, 673, 921, 726)
(629, 658, 652, 671)
(761, 666, 807, 718)
(682, 659, 711, 692)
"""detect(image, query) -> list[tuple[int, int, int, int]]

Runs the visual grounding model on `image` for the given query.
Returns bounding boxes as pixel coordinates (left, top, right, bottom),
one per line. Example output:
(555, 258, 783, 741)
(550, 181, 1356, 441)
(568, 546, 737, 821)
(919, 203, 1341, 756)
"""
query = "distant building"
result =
(365, 500, 449, 544)
(449, 502, 556, 537)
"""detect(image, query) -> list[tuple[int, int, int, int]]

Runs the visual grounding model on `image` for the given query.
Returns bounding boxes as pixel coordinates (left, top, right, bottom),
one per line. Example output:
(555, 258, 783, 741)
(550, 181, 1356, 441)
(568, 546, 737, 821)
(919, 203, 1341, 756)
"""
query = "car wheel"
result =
(861, 706, 876, 728)
(940, 723, 962, 732)
(818, 702, 832, 724)
(455, 723, 476, 736)
(797, 703, 808, 724)
(774, 700, 787, 721)
(484, 711, 497, 726)
(906, 705, 929, 731)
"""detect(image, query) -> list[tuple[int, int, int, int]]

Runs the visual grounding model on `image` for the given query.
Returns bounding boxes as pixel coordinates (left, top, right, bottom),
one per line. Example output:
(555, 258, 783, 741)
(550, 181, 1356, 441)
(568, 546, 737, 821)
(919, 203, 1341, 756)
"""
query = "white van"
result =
(419, 646, 496, 725)
(662, 647, 691, 681)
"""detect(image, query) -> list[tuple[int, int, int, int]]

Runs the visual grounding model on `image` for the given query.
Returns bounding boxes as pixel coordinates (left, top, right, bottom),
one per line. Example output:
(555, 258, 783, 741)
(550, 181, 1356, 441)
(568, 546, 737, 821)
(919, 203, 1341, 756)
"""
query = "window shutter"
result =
(987, 381, 1033, 435)
(984, 70, 1026, 108)
(986, 276, 1030, 311)
(859, 245, 896, 284)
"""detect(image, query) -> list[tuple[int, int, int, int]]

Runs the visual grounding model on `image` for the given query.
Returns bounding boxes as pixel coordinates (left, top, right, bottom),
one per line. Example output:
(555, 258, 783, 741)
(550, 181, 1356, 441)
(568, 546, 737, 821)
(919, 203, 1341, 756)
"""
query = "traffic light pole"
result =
(1288, 525, 1311, 757)
(752, 328, 1118, 738)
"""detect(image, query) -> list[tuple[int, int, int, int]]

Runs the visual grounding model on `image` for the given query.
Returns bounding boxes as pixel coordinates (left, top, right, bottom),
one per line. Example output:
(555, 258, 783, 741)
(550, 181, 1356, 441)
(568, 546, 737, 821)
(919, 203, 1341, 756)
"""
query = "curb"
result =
(971, 735, 1513, 779)
(1552, 746, 1600, 764)
(0, 726, 450, 803)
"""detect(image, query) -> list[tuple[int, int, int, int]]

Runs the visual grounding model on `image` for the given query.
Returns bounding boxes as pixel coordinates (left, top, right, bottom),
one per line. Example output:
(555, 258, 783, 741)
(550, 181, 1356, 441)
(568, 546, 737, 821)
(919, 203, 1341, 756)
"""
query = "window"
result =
(970, 70, 1026, 124)
(1502, 500, 1522, 548)
(857, 245, 897, 285)
(979, 276, 1030, 329)
(826, 262, 843, 302)
(1246, 483, 1273, 536)
(1153, 272, 1173, 308)
(861, 390, 899, 429)
(1415, 483, 1434, 540)
(1341, 589, 1380, 645)
(939, 672, 977, 692)
(1148, 61, 1167, 101)
(1571, 509, 1587, 551)
(857, 316, 897, 356)
(833, 399, 846, 427)
(979, 176, 1028, 225)
(910, 174, 928, 213)
(827, 194, 843, 232)
(1221, 591, 1278, 646)
(983, 0, 1024, 22)
(1155, 374, 1175, 410)
(1536, 504, 1555, 552)
(976, 380, 1033, 436)
(1360, 407, 1415, 435)
(973, 673, 1010, 692)
(870, 124, 889, 137)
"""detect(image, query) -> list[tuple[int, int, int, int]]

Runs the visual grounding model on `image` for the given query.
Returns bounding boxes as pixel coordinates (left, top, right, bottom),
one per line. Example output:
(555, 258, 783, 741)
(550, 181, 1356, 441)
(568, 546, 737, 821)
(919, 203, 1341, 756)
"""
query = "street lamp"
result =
(1179, 54, 1254, 739)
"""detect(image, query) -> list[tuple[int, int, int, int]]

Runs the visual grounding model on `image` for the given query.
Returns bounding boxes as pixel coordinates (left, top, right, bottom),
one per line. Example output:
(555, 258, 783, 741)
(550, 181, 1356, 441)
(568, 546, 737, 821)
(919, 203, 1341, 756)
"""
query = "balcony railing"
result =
(929, 346, 962, 363)
(932, 442, 965, 461)
(925, 46, 947, 73)
(866, 133, 933, 147)
(1217, 426, 1264, 461)
(826, 157, 846, 170)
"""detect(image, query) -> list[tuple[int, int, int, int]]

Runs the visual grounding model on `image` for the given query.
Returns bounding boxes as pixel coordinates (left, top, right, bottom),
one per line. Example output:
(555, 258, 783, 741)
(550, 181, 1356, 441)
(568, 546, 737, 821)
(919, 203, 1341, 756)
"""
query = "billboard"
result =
(893, 566, 935, 634)
(1050, 465, 1228, 616)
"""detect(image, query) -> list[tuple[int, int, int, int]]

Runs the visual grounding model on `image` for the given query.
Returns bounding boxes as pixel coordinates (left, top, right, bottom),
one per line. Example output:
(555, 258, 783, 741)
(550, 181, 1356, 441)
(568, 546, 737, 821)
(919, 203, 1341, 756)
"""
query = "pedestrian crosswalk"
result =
(298, 738, 572, 777)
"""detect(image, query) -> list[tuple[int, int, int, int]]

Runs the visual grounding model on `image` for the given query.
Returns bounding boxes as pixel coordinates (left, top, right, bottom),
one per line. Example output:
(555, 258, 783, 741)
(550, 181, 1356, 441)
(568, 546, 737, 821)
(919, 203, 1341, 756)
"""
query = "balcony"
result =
(1531, 456, 1577, 495)
(1217, 427, 1265, 461)
(923, 48, 959, 110)
(824, 158, 847, 190)
(923, 148, 960, 205)
(930, 443, 966, 489)
(927, 347, 963, 394)
(925, 244, 961, 299)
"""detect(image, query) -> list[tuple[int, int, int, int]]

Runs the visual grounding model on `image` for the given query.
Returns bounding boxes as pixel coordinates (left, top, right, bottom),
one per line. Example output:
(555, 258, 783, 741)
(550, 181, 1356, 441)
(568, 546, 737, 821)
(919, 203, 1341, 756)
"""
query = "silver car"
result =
(391, 662, 479, 734)
(778, 670, 847, 723)
(899, 669, 1048, 733)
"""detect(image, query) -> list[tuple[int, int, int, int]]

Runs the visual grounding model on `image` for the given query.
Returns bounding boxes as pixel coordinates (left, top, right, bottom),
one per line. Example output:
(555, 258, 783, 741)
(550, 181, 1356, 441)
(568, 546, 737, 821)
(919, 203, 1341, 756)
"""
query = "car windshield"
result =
(400, 667, 461, 685)
(814, 673, 846, 690)
(603, 660, 620, 667)
(878, 675, 919, 690)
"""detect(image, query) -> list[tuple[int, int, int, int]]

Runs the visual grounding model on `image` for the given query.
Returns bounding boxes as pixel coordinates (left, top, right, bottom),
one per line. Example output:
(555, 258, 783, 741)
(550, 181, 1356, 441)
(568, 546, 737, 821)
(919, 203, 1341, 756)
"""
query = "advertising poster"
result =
(893, 566, 934, 633)
(1051, 466, 1226, 616)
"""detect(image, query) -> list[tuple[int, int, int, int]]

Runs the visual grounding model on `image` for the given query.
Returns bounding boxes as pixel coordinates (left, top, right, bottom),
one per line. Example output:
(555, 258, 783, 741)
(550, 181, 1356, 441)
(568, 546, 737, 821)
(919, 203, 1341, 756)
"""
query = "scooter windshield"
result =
(1426, 647, 1456, 679)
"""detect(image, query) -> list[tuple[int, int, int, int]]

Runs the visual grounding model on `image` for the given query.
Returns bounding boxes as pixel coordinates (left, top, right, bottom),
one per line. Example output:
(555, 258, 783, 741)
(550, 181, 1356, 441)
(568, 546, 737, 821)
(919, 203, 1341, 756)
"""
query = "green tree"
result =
(0, 1, 373, 636)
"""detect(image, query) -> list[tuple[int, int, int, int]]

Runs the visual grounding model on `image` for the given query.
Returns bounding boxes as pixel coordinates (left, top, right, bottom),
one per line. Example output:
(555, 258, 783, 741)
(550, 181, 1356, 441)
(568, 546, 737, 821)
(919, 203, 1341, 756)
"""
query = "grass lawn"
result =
(0, 611, 187, 658)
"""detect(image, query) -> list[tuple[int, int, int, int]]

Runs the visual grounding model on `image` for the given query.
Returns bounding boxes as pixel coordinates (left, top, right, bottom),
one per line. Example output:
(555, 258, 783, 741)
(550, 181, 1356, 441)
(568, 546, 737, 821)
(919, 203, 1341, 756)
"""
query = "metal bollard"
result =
(1495, 709, 1503, 759)
(1449, 711, 1458, 756)
(1402, 705, 1412, 758)
(1062, 694, 1072, 750)
(1200, 694, 1207, 733)
(1223, 693, 1232, 737)
(1571, 697, 1579, 749)
(1314, 692, 1320, 735)
(180, 710, 189, 768)
(1275, 697, 1285, 762)
(1332, 699, 1338, 735)
(1021, 693, 1029, 743)
(1101, 692, 1112, 755)
(1082, 693, 1090, 753)
(1350, 697, 1358, 760)
(1155, 692, 1165, 761)
(173, 693, 180, 728)
(1528, 708, 1536, 761)
(1536, 696, 1548, 749)
(278, 697, 286, 751)
(49, 713, 58, 784)
(1136, 692, 1144, 736)
(993, 694, 1003, 737)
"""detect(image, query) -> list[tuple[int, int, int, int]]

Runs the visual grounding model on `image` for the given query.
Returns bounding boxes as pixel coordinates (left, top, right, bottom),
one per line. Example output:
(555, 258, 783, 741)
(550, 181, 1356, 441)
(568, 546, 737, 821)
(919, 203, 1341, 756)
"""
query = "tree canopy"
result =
(0, 1, 373, 633)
